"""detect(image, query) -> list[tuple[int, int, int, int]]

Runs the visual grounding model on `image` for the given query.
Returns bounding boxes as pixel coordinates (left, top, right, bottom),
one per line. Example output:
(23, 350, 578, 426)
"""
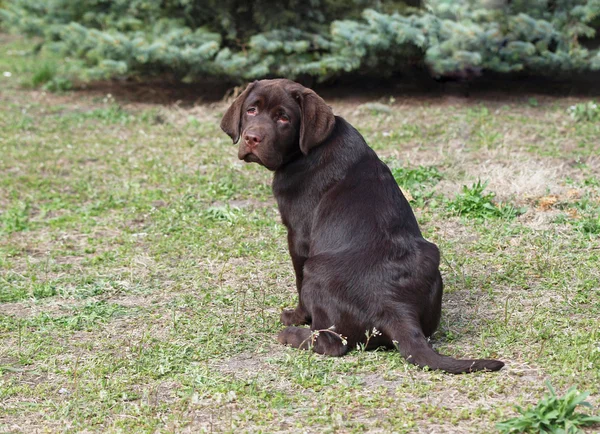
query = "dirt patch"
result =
(221, 351, 272, 376)
(78, 79, 235, 106)
(0, 298, 83, 319)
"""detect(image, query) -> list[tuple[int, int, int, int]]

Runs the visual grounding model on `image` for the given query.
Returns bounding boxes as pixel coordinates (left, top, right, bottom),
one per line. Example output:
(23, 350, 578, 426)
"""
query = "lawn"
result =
(1, 34, 599, 433)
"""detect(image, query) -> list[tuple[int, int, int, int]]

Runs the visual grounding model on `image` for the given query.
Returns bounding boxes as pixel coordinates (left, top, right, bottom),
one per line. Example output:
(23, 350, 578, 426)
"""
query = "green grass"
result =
(1, 33, 600, 432)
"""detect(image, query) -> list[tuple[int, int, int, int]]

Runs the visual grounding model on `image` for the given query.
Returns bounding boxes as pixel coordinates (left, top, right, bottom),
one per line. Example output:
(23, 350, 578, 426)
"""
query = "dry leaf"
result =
(400, 186, 413, 202)
(537, 195, 558, 211)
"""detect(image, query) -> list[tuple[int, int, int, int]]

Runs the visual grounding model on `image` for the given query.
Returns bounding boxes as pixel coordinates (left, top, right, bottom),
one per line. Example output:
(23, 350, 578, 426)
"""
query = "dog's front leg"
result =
(280, 232, 311, 326)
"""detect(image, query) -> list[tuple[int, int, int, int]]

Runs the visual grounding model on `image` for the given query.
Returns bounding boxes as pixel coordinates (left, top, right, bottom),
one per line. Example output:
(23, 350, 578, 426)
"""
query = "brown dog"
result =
(220, 79, 504, 374)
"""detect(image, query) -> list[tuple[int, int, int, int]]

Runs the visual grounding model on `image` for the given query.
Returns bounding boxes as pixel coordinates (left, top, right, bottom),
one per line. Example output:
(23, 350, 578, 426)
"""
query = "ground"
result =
(0, 34, 599, 433)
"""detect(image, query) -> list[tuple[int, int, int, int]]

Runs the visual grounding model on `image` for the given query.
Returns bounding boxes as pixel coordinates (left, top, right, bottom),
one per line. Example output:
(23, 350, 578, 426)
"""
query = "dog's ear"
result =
(293, 88, 335, 155)
(220, 81, 257, 144)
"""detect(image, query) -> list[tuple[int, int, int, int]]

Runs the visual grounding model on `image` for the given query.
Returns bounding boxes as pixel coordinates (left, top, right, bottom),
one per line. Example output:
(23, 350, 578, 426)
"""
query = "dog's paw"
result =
(277, 328, 289, 345)
(277, 326, 311, 349)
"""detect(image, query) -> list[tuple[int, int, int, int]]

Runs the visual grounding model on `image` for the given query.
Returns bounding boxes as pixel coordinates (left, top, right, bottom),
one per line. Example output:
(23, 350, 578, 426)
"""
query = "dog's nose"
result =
(244, 133, 262, 149)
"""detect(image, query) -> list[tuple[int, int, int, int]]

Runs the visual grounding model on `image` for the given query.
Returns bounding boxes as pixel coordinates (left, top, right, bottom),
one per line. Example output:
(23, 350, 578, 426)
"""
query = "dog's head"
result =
(220, 79, 335, 170)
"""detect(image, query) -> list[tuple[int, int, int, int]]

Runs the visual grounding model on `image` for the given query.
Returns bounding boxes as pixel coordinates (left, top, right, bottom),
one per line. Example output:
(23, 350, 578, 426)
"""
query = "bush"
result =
(1, 0, 599, 83)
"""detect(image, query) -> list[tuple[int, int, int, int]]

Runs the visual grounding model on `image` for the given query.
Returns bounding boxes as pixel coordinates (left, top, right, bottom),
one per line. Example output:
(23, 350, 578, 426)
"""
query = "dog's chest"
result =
(273, 156, 343, 250)
(273, 171, 323, 251)
(274, 189, 316, 232)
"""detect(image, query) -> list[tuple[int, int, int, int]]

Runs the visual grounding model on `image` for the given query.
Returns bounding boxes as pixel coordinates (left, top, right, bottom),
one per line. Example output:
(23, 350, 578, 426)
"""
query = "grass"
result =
(1, 33, 600, 432)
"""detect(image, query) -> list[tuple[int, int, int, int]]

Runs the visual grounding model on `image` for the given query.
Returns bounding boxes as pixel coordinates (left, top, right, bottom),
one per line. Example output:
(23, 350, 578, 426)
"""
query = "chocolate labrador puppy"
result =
(220, 79, 504, 374)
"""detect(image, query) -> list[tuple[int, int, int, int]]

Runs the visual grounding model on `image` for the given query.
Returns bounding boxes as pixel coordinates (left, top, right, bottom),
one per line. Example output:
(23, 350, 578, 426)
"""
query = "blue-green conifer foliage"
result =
(1, 0, 598, 82)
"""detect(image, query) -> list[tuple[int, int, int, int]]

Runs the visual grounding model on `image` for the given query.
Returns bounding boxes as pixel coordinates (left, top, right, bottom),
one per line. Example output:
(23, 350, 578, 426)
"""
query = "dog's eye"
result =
(278, 114, 290, 123)
(247, 107, 257, 116)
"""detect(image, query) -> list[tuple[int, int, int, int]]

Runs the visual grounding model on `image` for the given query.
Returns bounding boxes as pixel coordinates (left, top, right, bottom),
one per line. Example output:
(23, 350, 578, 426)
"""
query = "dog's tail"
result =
(386, 320, 504, 374)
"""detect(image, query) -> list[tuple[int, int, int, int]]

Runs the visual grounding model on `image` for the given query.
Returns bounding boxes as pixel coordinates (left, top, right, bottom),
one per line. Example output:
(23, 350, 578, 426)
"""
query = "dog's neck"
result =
(273, 116, 370, 196)
(272, 116, 373, 238)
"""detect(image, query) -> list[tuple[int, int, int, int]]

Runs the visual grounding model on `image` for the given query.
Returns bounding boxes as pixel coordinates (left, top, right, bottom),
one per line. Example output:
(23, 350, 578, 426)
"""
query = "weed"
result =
(0, 202, 30, 234)
(391, 165, 442, 190)
(308, 326, 348, 350)
(30, 61, 57, 87)
(32, 282, 57, 299)
(356, 327, 382, 352)
(86, 105, 132, 124)
(567, 101, 600, 122)
(31, 301, 128, 331)
(391, 165, 442, 208)
(205, 175, 238, 200)
(358, 102, 393, 115)
(583, 176, 599, 187)
(578, 216, 600, 234)
(447, 180, 523, 219)
(558, 195, 600, 234)
(43, 76, 73, 92)
(497, 382, 600, 434)
(0, 285, 28, 303)
(203, 206, 242, 224)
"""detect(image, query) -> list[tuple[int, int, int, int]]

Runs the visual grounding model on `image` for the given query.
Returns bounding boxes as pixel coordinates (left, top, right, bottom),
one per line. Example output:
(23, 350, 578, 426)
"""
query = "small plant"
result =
(356, 327, 382, 352)
(391, 165, 442, 208)
(579, 217, 600, 234)
(358, 102, 393, 115)
(32, 282, 57, 299)
(0, 202, 30, 234)
(567, 101, 600, 122)
(391, 166, 442, 191)
(37, 301, 126, 331)
(447, 180, 523, 220)
(30, 61, 57, 88)
(203, 205, 242, 224)
(497, 382, 600, 434)
(87, 105, 131, 124)
(43, 76, 73, 92)
(305, 326, 348, 350)
(559, 196, 600, 235)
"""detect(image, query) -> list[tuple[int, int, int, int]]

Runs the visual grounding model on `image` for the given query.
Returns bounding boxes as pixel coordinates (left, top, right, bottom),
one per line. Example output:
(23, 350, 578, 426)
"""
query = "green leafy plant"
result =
(85, 105, 131, 124)
(32, 282, 57, 299)
(567, 101, 600, 122)
(557, 195, 600, 235)
(447, 180, 523, 220)
(203, 205, 241, 224)
(579, 215, 600, 234)
(30, 61, 57, 87)
(574, 197, 600, 234)
(32, 301, 127, 331)
(391, 165, 442, 191)
(497, 382, 600, 434)
(25, 59, 73, 91)
(391, 165, 442, 208)
(43, 76, 72, 92)
(0, 201, 30, 233)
